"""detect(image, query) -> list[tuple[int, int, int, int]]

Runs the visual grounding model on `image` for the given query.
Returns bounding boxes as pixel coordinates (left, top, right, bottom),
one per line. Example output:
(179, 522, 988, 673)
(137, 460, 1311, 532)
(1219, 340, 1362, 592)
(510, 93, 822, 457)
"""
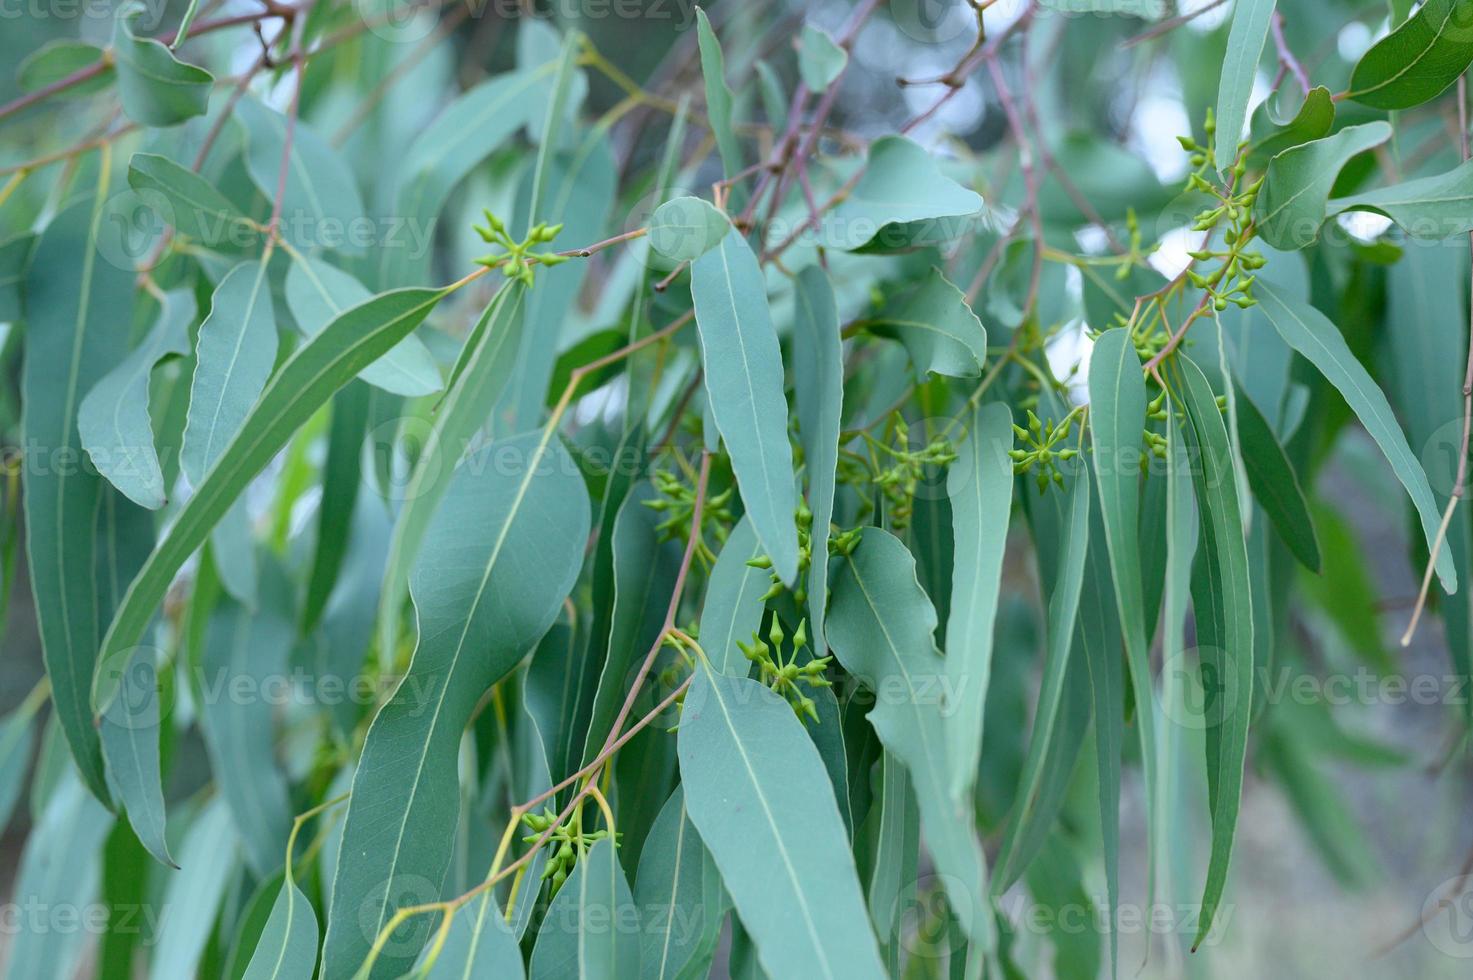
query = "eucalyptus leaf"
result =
(790, 266, 843, 653)
(690, 230, 799, 583)
(867, 267, 988, 378)
(827, 528, 994, 955)
(1347, 0, 1473, 109)
(1255, 122, 1392, 250)
(284, 251, 442, 396)
(827, 137, 984, 252)
(943, 401, 1012, 799)
(678, 668, 885, 978)
(127, 153, 257, 249)
(648, 196, 731, 262)
(323, 433, 589, 979)
(1213, 0, 1276, 175)
(241, 879, 318, 980)
(528, 838, 640, 979)
(24, 195, 134, 803)
(798, 25, 848, 92)
(1256, 278, 1455, 592)
(1167, 354, 1254, 951)
(113, 2, 212, 126)
(95, 285, 453, 712)
(79, 288, 194, 510)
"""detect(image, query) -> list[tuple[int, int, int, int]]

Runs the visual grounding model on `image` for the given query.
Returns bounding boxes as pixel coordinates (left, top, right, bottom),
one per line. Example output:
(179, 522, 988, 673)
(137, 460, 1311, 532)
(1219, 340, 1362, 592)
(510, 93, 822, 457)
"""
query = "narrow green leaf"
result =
(826, 528, 994, 954)
(1256, 278, 1455, 592)
(241, 879, 318, 980)
(580, 482, 682, 764)
(648, 196, 731, 263)
(528, 838, 639, 979)
(698, 518, 771, 675)
(866, 750, 918, 948)
(235, 98, 365, 250)
(790, 266, 842, 654)
(100, 647, 174, 867)
(149, 800, 240, 980)
(828, 136, 983, 252)
(113, 2, 212, 126)
(634, 787, 723, 980)
(868, 267, 988, 378)
(1233, 383, 1320, 571)
(798, 24, 848, 92)
(301, 382, 369, 633)
(1254, 122, 1392, 250)
(678, 668, 886, 978)
(1167, 354, 1254, 950)
(1085, 327, 1160, 889)
(198, 600, 294, 876)
(94, 285, 451, 713)
(284, 252, 442, 396)
(323, 432, 589, 979)
(79, 289, 194, 510)
(375, 281, 525, 662)
(1077, 481, 1125, 979)
(5, 772, 114, 980)
(1213, 0, 1276, 175)
(1347, 0, 1473, 109)
(182, 257, 278, 485)
(690, 230, 799, 583)
(944, 401, 1012, 799)
(127, 153, 257, 249)
(993, 473, 1091, 891)
(695, 8, 743, 180)
(24, 196, 134, 803)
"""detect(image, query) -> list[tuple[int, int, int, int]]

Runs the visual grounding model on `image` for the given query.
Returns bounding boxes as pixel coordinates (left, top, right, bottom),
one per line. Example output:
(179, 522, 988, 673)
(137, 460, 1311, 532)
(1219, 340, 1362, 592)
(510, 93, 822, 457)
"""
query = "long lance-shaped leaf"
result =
(528, 838, 640, 979)
(23, 195, 134, 804)
(100, 646, 174, 867)
(375, 281, 525, 664)
(1168, 354, 1254, 950)
(791, 266, 843, 655)
(1212, 0, 1276, 175)
(635, 787, 724, 980)
(678, 667, 886, 979)
(1256, 278, 1456, 592)
(826, 528, 995, 962)
(94, 284, 452, 713)
(1077, 479, 1126, 979)
(579, 482, 681, 765)
(1086, 327, 1160, 902)
(944, 401, 1012, 799)
(690, 230, 799, 583)
(322, 432, 589, 979)
(1233, 381, 1320, 571)
(993, 470, 1090, 892)
(182, 257, 278, 484)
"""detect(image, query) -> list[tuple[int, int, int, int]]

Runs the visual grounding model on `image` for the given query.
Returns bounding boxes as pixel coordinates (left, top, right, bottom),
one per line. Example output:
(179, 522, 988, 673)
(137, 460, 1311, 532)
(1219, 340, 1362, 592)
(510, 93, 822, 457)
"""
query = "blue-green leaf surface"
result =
(323, 432, 589, 979)
(690, 230, 799, 583)
(678, 669, 885, 979)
